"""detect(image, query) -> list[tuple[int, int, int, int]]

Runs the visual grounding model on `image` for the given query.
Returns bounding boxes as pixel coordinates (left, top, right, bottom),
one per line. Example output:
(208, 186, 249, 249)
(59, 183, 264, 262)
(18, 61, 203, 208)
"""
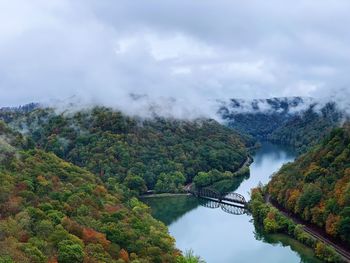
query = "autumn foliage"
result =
(0, 121, 178, 262)
(268, 126, 350, 245)
(119, 249, 129, 262)
(82, 228, 110, 249)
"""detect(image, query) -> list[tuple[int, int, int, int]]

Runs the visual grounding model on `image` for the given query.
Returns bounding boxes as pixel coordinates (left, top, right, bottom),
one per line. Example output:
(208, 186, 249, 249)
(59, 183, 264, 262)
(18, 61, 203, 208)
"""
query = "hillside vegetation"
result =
(1, 107, 249, 194)
(250, 188, 343, 262)
(219, 98, 342, 152)
(268, 104, 343, 153)
(0, 106, 251, 262)
(267, 124, 350, 245)
(0, 121, 179, 262)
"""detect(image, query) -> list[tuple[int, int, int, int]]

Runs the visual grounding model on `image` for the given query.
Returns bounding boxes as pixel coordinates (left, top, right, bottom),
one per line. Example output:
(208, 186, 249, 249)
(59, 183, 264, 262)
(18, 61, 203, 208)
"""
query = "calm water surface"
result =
(144, 143, 322, 263)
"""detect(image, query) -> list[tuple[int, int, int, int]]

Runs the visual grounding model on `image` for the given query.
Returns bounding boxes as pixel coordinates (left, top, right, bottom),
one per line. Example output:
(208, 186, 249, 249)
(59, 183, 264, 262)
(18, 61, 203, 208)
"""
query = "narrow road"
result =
(266, 195, 350, 262)
(239, 155, 253, 171)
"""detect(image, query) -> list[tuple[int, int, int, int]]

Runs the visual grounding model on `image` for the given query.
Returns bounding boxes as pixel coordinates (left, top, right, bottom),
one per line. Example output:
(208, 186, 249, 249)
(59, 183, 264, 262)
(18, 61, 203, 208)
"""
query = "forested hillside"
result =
(219, 97, 306, 138)
(219, 97, 342, 152)
(268, 103, 343, 153)
(1, 106, 250, 194)
(267, 124, 350, 245)
(0, 106, 251, 262)
(0, 121, 180, 262)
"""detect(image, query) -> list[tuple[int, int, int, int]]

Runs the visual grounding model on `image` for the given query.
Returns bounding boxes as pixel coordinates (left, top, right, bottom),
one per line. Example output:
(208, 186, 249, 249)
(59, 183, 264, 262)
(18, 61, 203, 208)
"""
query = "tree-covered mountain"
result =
(267, 124, 350, 246)
(0, 121, 179, 263)
(0, 105, 252, 262)
(219, 97, 308, 137)
(219, 97, 343, 152)
(0, 106, 250, 194)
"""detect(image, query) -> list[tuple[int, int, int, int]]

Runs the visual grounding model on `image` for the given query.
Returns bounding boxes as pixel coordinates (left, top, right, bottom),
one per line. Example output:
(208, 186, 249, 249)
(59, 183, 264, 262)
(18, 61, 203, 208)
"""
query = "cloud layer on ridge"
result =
(1, 0, 350, 117)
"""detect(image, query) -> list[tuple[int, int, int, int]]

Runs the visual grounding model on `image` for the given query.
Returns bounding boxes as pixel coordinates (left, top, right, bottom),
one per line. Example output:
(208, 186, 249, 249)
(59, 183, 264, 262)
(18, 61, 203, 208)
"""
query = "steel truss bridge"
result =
(189, 187, 248, 215)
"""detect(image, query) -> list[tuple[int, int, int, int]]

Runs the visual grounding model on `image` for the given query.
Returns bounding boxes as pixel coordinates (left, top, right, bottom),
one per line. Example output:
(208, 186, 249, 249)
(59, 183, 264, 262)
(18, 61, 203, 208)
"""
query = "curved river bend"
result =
(144, 143, 322, 263)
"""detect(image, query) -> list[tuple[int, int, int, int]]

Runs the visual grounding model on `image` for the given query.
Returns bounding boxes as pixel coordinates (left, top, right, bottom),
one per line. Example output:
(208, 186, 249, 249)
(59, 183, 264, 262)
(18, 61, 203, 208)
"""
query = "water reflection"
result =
(143, 195, 200, 225)
(237, 142, 296, 200)
(145, 143, 321, 263)
(198, 198, 246, 215)
(252, 142, 296, 167)
(210, 174, 248, 194)
(220, 203, 246, 215)
(254, 225, 323, 263)
(198, 198, 220, 209)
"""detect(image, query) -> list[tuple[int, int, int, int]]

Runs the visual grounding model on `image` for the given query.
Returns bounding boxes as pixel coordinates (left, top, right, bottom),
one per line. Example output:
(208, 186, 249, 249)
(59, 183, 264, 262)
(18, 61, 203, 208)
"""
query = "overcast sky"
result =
(1, 0, 350, 116)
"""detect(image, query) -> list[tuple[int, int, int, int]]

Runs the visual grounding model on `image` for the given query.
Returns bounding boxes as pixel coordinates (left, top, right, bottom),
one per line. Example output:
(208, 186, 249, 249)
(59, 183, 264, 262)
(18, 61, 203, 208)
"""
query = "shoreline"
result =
(266, 195, 350, 262)
(140, 193, 191, 198)
(142, 154, 254, 198)
(250, 190, 350, 263)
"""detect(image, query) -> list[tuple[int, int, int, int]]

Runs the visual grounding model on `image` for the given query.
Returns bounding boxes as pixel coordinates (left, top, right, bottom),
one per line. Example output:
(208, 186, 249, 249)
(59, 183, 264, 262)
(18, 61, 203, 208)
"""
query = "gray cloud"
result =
(1, 0, 350, 116)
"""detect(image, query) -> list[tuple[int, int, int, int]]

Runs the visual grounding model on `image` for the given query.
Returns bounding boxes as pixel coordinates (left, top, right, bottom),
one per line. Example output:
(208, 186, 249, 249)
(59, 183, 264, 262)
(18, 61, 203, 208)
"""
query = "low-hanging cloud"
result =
(1, 0, 350, 117)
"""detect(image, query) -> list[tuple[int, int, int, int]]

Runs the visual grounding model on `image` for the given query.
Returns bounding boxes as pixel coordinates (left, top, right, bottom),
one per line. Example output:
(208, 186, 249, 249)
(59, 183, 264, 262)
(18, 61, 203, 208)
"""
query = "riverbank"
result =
(249, 187, 349, 263)
(266, 195, 350, 262)
(142, 155, 253, 198)
(145, 142, 323, 263)
(141, 193, 191, 198)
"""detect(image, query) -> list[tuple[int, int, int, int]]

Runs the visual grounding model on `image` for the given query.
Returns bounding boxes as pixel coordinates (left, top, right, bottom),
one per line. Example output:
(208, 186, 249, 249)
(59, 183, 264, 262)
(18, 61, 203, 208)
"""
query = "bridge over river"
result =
(188, 187, 248, 210)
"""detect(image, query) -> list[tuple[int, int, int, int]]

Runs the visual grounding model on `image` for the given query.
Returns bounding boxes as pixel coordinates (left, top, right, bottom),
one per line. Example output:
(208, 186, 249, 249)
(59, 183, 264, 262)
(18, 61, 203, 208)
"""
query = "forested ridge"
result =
(267, 123, 350, 246)
(0, 106, 249, 194)
(0, 106, 251, 262)
(267, 103, 343, 153)
(0, 121, 181, 262)
(220, 98, 342, 153)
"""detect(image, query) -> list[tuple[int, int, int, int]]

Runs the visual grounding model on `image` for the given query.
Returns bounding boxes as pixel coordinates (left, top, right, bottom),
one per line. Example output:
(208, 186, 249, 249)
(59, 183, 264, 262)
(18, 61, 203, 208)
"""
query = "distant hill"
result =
(0, 102, 40, 113)
(218, 97, 343, 152)
(0, 103, 41, 123)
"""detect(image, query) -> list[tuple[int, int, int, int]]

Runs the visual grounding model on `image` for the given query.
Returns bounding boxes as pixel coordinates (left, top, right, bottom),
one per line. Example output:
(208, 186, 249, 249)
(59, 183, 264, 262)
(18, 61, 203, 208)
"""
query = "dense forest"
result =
(268, 103, 343, 153)
(0, 121, 180, 262)
(219, 97, 306, 138)
(267, 124, 350, 246)
(0, 106, 252, 262)
(250, 188, 343, 262)
(0, 107, 250, 194)
(220, 98, 342, 152)
(4, 102, 346, 262)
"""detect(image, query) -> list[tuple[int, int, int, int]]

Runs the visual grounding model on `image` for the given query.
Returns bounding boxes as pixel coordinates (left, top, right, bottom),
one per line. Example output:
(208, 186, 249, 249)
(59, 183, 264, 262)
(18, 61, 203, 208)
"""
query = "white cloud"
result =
(0, 0, 350, 117)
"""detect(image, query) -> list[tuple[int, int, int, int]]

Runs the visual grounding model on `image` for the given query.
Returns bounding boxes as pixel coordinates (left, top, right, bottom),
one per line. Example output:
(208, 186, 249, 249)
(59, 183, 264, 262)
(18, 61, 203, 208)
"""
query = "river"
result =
(143, 142, 322, 263)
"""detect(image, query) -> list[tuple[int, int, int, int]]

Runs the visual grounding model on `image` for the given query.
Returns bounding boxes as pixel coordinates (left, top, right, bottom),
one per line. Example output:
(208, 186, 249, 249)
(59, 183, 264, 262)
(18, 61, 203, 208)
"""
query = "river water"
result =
(143, 143, 322, 263)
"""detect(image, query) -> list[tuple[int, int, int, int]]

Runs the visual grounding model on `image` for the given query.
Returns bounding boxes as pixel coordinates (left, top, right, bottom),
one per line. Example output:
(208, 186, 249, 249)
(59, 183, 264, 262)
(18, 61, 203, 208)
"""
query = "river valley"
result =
(144, 143, 323, 263)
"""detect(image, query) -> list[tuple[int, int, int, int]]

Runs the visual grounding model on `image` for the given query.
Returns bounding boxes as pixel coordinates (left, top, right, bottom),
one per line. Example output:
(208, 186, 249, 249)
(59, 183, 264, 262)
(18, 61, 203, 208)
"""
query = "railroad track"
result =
(302, 227, 350, 262)
(266, 195, 350, 262)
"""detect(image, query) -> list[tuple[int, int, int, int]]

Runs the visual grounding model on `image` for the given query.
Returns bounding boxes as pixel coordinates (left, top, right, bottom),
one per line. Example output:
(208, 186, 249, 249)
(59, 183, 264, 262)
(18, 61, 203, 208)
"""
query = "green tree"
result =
(176, 250, 205, 263)
(297, 184, 322, 214)
(58, 240, 84, 263)
(0, 256, 15, 263)
(124, 174, 147, 194)
(155, 172, 185, 193)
